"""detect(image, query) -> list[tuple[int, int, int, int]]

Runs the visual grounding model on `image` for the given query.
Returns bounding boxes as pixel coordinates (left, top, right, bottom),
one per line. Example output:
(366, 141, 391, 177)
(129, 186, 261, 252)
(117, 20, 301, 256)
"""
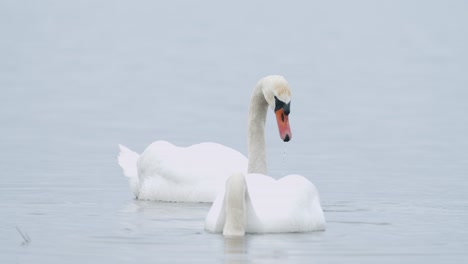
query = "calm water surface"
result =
(1, 1, 467, 263)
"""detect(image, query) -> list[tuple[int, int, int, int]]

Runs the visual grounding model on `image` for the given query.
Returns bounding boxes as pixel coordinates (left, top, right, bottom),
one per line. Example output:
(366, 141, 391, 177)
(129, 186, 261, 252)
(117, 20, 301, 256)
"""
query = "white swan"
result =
(205, 75, 326, 235)
(117, 75, 291, 202)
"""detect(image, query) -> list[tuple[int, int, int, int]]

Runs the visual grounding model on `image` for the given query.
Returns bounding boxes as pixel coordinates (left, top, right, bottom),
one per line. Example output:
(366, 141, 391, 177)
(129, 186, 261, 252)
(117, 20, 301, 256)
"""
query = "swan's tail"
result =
(118, 144, 140, 198)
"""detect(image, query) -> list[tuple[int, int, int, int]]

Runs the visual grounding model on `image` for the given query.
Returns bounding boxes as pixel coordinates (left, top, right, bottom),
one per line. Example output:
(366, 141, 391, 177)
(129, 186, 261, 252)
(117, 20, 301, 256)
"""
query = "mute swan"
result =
(205, 75, 326, 235)
(117, 75, 291, 202)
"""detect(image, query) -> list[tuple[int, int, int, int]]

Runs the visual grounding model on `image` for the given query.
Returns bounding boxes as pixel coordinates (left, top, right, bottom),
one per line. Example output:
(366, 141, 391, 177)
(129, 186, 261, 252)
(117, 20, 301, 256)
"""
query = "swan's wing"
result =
(137, 141, 247, 202)
(140, 141, 247, 184)
(245, 174, 326, 233)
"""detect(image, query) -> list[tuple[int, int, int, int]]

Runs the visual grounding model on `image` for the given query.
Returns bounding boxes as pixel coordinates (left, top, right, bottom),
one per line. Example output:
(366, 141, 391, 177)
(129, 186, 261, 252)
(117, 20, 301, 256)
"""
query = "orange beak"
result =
(275, 108, 292, 142)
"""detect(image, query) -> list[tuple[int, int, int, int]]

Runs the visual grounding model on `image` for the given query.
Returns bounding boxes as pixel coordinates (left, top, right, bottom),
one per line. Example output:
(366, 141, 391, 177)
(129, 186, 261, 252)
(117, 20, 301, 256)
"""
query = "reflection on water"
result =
(1, 0, 468, 263)
(224, 237, 247, 264)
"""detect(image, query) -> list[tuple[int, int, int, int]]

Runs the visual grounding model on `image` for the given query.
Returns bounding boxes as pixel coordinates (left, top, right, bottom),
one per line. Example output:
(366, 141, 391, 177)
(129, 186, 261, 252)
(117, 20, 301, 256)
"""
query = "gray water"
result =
(1, 0, 468, 263)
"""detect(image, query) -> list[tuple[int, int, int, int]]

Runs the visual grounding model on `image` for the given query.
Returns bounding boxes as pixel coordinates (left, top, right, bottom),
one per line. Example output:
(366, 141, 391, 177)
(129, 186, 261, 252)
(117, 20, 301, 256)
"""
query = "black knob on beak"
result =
(283, 102, 290, 116)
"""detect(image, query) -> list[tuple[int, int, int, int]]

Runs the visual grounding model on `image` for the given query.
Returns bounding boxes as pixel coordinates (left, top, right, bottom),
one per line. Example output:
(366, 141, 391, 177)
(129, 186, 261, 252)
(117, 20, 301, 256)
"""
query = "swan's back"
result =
(244, 174, 325, 233)
(137, 141, 248, 202)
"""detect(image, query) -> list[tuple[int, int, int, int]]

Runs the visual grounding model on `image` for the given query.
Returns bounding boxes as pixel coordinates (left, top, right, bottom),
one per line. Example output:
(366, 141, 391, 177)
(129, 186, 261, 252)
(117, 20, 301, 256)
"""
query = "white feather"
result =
(117, 141, 247, 202)
(118, 144, 140, 197)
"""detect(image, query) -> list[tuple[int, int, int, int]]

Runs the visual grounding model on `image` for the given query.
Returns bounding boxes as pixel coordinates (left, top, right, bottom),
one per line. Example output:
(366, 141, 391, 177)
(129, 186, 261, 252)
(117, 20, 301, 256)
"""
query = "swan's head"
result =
(262, 75, 292, 142)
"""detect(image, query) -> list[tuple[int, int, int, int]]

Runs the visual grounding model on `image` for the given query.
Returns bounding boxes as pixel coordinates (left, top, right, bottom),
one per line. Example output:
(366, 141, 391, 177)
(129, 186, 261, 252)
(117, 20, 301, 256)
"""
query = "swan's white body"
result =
(204, 75, 326, 235)
(118, 141, 247, 202)
(205, 173, 325, 234)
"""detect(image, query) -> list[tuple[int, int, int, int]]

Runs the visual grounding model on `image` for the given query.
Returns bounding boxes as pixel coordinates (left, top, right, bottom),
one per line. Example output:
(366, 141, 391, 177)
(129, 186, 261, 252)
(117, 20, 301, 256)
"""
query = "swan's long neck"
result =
(223, 172, 247, 237)
(247, 81, 268, 174)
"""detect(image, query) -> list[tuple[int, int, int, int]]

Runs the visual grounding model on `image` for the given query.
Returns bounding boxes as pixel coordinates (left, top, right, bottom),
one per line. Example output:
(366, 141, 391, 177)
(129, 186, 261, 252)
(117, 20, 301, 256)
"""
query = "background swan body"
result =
(118, 140, 247, 202)
(205, 172, 326, 233)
